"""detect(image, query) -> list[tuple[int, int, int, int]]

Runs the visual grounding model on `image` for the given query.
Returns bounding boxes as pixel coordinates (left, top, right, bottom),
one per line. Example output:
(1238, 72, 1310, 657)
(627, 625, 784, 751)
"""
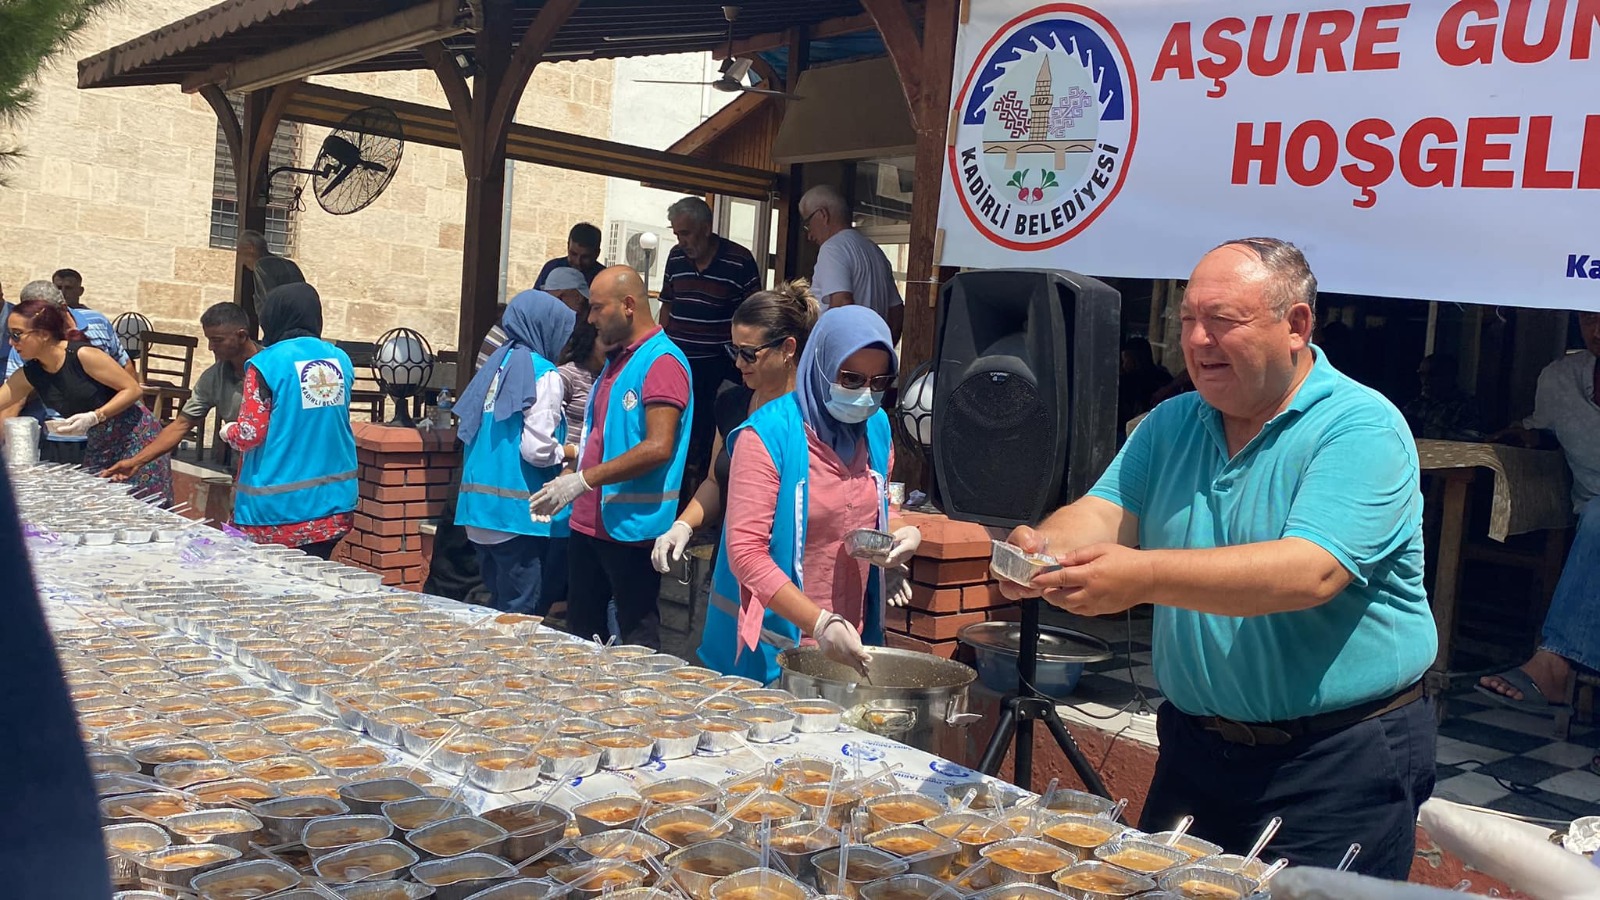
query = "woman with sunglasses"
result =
(0, 299, 171, 499)
(651, 281, 819, 575)
(700, 305, 922, 681)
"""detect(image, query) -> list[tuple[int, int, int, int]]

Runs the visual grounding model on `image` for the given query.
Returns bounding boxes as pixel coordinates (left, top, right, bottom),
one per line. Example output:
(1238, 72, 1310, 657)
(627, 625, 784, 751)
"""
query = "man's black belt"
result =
(1195, 682, 1425, 747)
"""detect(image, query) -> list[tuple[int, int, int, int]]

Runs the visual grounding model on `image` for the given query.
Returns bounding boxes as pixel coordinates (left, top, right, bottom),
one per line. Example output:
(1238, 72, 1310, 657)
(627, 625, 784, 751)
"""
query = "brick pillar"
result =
(883, 511, 1020, 658)
(337, 423, 460, 590)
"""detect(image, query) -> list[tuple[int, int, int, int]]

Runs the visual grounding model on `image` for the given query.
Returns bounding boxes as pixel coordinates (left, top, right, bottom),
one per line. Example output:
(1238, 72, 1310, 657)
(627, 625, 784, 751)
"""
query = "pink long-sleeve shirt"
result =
(724, 423, 890, 634)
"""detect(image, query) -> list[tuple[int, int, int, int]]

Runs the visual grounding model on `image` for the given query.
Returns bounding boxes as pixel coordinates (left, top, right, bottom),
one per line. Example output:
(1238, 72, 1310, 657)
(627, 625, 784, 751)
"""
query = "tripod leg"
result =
(1015, 712, 1034, 793)
(977, 704, 1018, 776)
(1040, 705, 1112, 799)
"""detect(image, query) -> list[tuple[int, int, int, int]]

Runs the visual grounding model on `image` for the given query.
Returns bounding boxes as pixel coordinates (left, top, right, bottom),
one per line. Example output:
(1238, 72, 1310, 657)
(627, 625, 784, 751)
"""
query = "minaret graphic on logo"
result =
(1029, 56, 1053, 141)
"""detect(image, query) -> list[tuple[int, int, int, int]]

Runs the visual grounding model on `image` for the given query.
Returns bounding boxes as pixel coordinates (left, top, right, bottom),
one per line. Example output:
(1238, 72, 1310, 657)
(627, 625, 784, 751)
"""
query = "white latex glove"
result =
(529, 470, 591, 519)
(651, 521, 693, 574)
(53, 411, 102, 436)
(813, 610, 872, 677)
(885, 565, 912, 607)
(874, 525, 922, 568)
(219, 421, 238, 443)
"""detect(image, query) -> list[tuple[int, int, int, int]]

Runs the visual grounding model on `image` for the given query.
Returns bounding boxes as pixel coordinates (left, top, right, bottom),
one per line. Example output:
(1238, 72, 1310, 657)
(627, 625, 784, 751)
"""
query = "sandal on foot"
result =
(1474, 667, 1564, 715)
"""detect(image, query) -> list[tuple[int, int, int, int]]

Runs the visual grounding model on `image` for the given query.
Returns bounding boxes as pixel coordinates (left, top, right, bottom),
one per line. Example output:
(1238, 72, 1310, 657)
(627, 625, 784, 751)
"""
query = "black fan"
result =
(264, 106, 405, 215)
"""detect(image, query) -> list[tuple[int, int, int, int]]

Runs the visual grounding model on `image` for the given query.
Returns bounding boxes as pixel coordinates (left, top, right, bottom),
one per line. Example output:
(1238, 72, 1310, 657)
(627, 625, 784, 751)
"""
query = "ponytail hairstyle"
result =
(10, 298, 85, 343)
(732, 278, 821, 357)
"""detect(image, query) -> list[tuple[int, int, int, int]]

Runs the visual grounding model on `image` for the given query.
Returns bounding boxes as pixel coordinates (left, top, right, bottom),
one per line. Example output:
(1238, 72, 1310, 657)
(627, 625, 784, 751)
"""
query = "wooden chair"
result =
(137, 331, 197, 425)
(334, 340, 387, 423)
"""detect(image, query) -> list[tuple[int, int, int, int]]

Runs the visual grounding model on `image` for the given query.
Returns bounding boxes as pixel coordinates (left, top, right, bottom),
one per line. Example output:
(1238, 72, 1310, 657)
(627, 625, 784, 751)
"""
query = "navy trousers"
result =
(1139, 694, 1436, 880)
(473, 534, 551, 615)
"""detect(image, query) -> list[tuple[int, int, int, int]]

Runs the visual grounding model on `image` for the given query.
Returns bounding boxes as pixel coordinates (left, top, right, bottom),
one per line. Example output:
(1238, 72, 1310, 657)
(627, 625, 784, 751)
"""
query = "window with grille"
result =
(210, 99, 302, 255)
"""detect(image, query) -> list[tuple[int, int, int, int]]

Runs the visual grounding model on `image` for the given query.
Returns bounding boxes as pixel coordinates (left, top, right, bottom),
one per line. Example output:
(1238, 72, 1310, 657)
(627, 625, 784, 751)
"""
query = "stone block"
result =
(135, 280, 205, 323)
(173, 246, 235, 284)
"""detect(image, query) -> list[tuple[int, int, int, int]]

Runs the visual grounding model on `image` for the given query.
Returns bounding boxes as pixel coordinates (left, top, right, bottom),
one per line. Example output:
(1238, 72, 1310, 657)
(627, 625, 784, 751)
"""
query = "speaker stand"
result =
(976, 598, 1111, 800)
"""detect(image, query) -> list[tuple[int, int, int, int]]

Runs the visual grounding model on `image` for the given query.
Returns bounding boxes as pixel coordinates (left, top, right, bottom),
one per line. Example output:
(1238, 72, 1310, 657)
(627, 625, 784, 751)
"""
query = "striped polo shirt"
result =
(660, 236, 761, 360)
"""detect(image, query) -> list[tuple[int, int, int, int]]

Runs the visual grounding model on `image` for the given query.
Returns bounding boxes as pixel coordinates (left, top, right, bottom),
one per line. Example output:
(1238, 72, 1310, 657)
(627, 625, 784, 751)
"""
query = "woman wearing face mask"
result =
(705, 305, 922, 681)
(651, 280, 819, 575)
(455, 289, 575, 614)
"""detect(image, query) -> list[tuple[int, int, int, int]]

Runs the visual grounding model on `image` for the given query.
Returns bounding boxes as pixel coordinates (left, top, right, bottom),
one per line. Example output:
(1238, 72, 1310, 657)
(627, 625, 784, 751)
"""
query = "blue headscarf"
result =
(795, 306, 898, 464)
(456, 289, 575, 445)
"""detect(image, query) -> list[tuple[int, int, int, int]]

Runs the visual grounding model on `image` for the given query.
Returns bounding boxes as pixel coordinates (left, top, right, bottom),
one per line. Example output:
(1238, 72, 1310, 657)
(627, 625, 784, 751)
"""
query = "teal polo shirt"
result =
(1087, 347, 1435, 723)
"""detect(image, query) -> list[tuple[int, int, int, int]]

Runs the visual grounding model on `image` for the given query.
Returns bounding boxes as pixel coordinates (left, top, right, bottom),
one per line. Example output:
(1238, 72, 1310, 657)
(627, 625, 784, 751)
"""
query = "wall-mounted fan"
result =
(630, 6, 800, 100)
(264, 106, 405, 215)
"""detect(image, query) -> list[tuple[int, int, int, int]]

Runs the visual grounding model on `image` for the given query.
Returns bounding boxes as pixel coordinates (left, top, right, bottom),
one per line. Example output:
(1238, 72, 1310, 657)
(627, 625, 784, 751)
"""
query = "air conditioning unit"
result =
(608, 220, 664, 275)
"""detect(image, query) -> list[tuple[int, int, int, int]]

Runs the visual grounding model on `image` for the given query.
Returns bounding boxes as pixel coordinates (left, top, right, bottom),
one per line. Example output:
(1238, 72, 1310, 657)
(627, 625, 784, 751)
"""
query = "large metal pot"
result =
(777, 647, 978, 754)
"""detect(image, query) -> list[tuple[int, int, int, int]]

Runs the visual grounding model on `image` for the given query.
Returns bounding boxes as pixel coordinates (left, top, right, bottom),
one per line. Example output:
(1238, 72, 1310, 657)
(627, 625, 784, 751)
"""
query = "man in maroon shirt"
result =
(531, 266, 690, 648)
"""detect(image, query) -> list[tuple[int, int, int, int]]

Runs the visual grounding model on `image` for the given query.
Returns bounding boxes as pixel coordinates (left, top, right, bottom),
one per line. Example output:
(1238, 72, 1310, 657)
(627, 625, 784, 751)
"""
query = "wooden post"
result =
(771, 27, 810, 281)
(200, 83, 298, 338)
(896, 0, 959, 486)
(438, 0, 579, 388)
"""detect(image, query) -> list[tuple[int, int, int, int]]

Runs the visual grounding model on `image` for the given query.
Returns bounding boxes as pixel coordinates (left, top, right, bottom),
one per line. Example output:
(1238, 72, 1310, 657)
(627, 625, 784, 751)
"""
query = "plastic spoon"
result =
(1336, 843, 1361, 872)
(817, 766, 844, 829)
(1100, 798, 1128, 824)
(1163, 815, 1194, 846)
(401, 722, 464, 779)
(1242, 815, 1282, 866)
(1255, 858, 1289, 887)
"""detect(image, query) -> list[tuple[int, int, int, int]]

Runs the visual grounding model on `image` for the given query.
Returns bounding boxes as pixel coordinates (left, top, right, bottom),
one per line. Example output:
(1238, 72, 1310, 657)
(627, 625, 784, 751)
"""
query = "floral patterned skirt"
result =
(85, 406, 172, 503)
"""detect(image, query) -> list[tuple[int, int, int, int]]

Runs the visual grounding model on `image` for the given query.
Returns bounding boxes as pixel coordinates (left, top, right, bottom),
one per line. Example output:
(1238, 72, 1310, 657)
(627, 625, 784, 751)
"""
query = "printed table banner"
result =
(937, 1, 1600, 309)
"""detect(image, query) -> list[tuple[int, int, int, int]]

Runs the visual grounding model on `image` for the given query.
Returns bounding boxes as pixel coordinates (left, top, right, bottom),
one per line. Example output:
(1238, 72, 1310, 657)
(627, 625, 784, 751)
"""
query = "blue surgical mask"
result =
(825, 382, 884, 423)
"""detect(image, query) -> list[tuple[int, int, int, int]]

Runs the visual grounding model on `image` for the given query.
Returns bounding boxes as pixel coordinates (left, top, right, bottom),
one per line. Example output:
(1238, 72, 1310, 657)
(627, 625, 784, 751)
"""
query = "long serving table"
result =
(37, 537, 1000, 808)
(21, 465, 1054, 896)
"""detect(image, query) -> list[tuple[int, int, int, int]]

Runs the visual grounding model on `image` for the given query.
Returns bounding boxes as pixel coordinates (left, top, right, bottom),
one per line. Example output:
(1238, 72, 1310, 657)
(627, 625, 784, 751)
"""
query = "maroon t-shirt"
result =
(570, 327, 690, 544)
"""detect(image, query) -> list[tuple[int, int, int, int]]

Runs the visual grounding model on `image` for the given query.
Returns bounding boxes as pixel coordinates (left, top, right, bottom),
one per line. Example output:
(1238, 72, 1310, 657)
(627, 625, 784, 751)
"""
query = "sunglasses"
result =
(725, 337, 786, 364)
(837, 369, 894, 392)
(6, 329, 33, 343)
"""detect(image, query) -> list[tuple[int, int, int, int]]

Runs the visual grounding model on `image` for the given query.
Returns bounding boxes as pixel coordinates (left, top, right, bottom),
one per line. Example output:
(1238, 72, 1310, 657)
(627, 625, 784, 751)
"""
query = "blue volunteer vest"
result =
(234, 337, 357, 526)
(579, 330, 694, 543)
(455, 350, 568, 538)
(697, 393, 891, 683)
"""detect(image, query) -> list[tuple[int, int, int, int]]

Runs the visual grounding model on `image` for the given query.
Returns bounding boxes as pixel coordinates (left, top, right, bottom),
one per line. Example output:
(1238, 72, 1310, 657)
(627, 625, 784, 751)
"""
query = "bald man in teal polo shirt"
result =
(1004, 238, 1436, 880)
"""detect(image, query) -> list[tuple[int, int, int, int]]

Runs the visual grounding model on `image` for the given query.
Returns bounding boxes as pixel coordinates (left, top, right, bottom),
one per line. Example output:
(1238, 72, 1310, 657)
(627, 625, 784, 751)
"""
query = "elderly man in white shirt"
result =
(800, 185, 904, 344)
(1478, 311, 1600, 718)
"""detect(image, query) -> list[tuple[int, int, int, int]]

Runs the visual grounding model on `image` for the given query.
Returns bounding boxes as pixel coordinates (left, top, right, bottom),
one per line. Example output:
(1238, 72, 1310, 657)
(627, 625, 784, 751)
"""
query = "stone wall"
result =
(0, 3, 613, 375)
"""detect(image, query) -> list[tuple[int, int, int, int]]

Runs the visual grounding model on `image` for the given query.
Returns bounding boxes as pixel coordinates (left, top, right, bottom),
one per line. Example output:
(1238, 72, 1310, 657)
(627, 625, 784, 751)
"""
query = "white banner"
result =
(936, 1, 1600, 310)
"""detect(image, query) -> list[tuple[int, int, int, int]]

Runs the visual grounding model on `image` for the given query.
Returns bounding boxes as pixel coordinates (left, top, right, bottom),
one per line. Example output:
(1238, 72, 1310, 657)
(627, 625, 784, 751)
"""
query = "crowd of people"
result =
(12, 189, 1600, 882)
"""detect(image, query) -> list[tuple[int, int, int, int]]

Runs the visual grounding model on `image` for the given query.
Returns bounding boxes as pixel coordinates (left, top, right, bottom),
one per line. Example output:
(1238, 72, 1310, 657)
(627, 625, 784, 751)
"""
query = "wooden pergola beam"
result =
(485, 0, 582, 171)
(715, 12, 877, 59)
(858, 0, 924, 125)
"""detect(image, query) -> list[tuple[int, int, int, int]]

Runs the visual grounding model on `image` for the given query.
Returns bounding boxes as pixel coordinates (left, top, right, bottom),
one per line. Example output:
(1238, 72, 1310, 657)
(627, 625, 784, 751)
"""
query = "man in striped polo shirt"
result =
(657, 196, 762, 494)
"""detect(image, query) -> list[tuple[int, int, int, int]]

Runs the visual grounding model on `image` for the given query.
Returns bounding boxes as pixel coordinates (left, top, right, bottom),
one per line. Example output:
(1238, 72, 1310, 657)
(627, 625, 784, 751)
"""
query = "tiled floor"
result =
(1044, 608, 1600, 824)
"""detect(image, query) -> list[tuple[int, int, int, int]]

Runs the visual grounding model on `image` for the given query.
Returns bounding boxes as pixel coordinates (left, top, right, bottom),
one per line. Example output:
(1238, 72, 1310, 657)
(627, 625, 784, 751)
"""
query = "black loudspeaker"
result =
(932, 269, 1120, 528)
